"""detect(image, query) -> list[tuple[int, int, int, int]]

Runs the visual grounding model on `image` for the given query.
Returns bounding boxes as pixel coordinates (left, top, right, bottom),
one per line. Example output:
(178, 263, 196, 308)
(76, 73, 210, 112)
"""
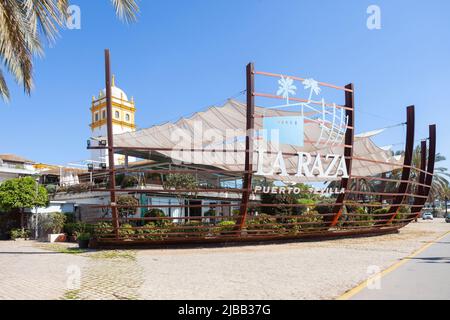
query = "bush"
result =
(217, 220, 236, 234)
(119, 223, 135, 238)
(94, 222, 114, 238)
(9, 228, 30, 240)
(296, 199, 316, 215)
(120, 175, 139, 189)
(117, 195, 138, 220)
(135, 222, 168, 241)
(297, 211, 324, 231)
(42, 212, 66, 234)
(144, 209, 171, 227)
(396, 206, 411, 221)
(181, 221, 204, 235)
(246, 214, 278, 231)
(64, 222, 93, 237)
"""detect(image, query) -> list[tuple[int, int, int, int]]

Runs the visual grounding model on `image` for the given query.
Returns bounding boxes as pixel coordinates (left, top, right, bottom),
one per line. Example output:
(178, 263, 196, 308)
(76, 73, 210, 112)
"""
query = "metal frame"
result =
(87, 52, 437, 247)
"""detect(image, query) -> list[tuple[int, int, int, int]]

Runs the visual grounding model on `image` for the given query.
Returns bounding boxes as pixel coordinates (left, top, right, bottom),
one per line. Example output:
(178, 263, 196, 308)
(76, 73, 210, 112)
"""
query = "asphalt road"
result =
(350, 232, 450, 300)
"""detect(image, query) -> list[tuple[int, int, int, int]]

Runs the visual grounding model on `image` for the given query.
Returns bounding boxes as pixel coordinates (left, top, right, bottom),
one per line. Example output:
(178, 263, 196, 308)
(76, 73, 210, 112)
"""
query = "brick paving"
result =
(0, 220, 448, 300)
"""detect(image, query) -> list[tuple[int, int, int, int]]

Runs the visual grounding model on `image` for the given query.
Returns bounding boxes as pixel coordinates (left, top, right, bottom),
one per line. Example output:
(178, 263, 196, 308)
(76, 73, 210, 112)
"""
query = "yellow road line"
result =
(337, 230, 450, 300)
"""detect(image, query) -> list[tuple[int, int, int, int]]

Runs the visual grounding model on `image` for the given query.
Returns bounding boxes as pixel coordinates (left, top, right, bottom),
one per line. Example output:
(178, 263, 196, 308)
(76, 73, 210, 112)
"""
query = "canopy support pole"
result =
(105, 49, 120, 239)
(386, 106, 415, 225)
(238, 63, 255, 231)
(330, 83, 355, 228)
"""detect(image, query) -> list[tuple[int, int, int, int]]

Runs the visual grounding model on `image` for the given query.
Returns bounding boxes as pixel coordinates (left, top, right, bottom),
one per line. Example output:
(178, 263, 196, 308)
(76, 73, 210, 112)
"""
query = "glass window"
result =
(102, 110, 106, 119)
(94, 113, 99, 122)
(115, 111, 120, 119)
(125, 113, 130, 122)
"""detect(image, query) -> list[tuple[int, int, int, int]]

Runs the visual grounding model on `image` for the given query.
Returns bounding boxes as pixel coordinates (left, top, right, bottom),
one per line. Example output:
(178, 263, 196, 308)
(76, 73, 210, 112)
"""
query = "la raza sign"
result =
(255, 149, 349, 179)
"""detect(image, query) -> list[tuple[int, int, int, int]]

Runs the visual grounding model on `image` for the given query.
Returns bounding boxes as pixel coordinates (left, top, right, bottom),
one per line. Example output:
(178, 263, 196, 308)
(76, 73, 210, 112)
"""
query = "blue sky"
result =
(0, 0, 449, 169)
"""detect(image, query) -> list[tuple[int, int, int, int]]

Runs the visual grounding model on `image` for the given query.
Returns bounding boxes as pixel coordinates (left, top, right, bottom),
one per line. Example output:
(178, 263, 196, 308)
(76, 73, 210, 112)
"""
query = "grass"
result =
(63, 290, 81, 300)
(90, 250, 136, 261)
(36, 243, 88, 255)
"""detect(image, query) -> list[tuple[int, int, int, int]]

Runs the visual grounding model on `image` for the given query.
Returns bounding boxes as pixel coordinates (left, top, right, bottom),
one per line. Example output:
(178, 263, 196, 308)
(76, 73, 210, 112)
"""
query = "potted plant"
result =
(43, 212, 67, 243)
(76, 232, 91, 249)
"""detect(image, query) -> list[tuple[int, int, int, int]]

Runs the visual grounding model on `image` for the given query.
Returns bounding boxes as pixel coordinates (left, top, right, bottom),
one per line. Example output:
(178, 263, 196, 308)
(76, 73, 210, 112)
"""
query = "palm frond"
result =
(0, 68, 10, 101)
(111, 0, 139, 23)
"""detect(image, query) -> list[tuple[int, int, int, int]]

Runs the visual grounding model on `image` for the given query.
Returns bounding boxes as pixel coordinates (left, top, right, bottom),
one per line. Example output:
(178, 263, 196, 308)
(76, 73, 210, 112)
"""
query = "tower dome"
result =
(98, 75, 128, 101)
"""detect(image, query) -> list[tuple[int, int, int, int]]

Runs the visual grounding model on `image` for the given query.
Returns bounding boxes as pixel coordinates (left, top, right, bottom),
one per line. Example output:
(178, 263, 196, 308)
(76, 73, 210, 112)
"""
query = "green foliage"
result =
(65, 222, 93, 237)
(0, 177, 48, 212)
(163, 174, 198, 200)
(181, 221, 204, 234)
(143, 209, 171, 227)
(139, 223, 167, 241)
(94, 222, 114, 238)
(297, 198, 316, 214)
(247, 214, 278, 231)
(117, 195, 138, 220)
(42, 212, 66, 234)
(120, 175, 139, 189)
(76, 233, 91, 241)
(119, 223, 135, 238)
(9, 228, 30, 240)
(217, 220, 236, 232)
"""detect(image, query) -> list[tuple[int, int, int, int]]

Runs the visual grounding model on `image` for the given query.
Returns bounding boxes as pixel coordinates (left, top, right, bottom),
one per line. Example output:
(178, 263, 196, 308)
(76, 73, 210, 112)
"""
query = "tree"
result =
(0, 177, 48, 228)
(163, 174, 198, 217)
(0, 0, 139, 101)
(117, 195, 138, 222)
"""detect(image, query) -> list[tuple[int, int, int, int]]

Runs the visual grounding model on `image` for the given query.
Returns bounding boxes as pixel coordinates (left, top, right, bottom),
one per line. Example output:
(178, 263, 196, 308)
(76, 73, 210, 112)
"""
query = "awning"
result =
(111, 100, 404, 182)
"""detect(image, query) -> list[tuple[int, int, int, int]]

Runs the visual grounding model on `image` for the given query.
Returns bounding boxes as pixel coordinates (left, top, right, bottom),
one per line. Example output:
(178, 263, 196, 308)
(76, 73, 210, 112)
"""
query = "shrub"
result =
(120, 175, 139, 189)
(144, 209, 171, 227)
(42, 212, 66, 234)
(117, 195, 138, 220)
(297, 211, 324, 231)
(217, 220, 236, 234)
(64, 222, 93, 237)
(9, 228, 30, 240)
(181, 221, 204, 235)
(246, 214, 278, 231)
(140, 223, 166, 241)
(94, 222, 114, 238)
(396, 206, 411, 221)
(296, 199, 316, 215)
(119, 223, 135, 238)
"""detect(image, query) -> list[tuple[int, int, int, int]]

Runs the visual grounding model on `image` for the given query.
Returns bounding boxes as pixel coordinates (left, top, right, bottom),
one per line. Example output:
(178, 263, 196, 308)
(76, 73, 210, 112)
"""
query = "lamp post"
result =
(33, 175, 40, 240)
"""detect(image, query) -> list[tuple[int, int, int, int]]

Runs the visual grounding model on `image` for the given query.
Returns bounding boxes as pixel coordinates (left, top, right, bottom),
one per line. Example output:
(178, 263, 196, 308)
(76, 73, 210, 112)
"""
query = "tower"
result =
(89, 75, 136, 166)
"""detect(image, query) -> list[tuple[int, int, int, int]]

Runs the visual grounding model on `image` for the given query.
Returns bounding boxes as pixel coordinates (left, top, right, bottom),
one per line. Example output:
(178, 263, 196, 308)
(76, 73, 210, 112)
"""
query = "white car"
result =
(422, 212, 434, 220)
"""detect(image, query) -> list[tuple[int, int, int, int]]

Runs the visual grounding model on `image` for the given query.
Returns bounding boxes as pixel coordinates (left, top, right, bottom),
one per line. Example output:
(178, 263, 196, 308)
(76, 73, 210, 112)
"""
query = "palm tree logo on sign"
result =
(263, 75, 348, 148)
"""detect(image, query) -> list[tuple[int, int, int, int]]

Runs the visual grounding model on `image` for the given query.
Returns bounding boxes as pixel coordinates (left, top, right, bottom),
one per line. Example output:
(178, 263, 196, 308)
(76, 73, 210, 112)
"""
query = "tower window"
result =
(115, 111, 120, 119)
(125, 113, 130, 122)
(95, 112, 99, 122)
(102, 110, 106, 119)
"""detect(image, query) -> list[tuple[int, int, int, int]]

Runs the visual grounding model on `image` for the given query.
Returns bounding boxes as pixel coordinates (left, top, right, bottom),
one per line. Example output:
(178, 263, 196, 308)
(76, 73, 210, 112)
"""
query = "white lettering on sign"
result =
(254, 186, 346, 196)
(255, 149, 349, 179)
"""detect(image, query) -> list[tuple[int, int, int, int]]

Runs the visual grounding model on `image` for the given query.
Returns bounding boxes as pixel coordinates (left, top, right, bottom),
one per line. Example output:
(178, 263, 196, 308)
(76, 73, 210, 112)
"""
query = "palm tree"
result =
(0, 0, 139, 101)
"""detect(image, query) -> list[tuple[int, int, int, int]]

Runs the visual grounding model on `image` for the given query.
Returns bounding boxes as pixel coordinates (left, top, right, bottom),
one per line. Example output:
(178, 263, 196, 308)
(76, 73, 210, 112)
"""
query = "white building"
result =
(89, 75, 136, 166)
(0, 154, 39, 183)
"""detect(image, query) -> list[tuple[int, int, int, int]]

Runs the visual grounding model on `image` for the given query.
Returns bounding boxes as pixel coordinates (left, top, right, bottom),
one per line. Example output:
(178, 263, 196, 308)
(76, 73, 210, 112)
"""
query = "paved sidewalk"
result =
(0, 220, 448, 300)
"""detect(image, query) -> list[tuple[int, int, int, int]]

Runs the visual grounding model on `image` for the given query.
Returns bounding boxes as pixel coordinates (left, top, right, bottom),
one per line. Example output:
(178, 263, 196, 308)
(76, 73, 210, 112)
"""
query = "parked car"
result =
(446, 215, 450, 223)
(422, 212, 434, 220)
